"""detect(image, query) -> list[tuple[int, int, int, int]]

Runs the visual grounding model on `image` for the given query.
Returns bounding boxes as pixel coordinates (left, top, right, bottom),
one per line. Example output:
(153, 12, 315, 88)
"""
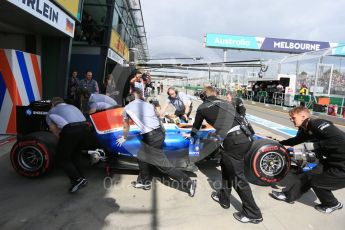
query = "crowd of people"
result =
(45, 69, 345, 225)
(296, 71, 345, 95)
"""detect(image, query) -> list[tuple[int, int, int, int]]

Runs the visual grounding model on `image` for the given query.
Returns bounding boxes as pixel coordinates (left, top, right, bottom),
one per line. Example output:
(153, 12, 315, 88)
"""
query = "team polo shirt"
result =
(46, 103, 86, 129)
(123, 99, 160, 134)
(89, 94, 117, 111)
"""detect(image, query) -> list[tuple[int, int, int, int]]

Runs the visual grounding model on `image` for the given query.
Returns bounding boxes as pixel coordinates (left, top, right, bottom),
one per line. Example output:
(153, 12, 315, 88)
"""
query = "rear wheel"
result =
(245, 139, 290, 186)
(11, 132, 57, 177)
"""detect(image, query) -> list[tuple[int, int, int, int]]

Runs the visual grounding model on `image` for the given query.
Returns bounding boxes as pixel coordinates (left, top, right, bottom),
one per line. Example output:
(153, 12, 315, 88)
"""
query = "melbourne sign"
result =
(206, 33, 345, 56)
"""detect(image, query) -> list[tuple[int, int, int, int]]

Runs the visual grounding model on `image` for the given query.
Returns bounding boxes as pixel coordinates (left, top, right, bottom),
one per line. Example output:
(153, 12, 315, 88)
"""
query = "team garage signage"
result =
(7, 0, 75, 37)
(205, 33, 345, 56)
(110, 29, 130, 62)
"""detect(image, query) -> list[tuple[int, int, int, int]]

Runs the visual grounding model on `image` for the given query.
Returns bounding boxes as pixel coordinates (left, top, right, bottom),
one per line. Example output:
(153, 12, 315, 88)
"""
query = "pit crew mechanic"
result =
(190, 86, 263, 224)
(160, 87, 193, 123)
(46, 97, 92, 193)
(226, 91, 246, 116)
(80, 89, 117, 114)
(271, 106, 345, 213)
(116, 89, 196, 196)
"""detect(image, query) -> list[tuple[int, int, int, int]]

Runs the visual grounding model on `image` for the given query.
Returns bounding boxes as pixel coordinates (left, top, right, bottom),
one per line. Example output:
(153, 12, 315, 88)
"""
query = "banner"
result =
(261, 37, 329, 53)
(110, 29, 130, 61)
(54, 0, 82, 21)
(206, 34, 260, 50)
(206, 33, 345, 56)
(7, 0, 75, 37)
(107, 48, 124, 65)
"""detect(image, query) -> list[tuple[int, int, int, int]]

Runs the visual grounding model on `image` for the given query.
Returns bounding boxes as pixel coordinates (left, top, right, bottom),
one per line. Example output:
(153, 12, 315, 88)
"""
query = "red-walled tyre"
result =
(11, 132, 57, 178)
(245, 139, 290, 186)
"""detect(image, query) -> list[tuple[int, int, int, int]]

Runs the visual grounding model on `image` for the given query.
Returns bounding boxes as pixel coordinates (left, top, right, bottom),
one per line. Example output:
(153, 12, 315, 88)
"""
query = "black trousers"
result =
(284, 163, 345, 206)
(219, 133, 262, 219)
(57, 123, 91, 183)
(137, 129, 192, 189)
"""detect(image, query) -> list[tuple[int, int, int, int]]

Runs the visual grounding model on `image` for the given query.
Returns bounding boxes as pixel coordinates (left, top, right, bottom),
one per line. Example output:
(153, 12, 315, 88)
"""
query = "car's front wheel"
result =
(245, 139, 290, 186)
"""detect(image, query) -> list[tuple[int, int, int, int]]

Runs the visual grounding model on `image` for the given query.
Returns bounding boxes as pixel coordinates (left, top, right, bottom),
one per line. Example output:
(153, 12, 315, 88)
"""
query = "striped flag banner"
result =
(0, 49, 41, 134)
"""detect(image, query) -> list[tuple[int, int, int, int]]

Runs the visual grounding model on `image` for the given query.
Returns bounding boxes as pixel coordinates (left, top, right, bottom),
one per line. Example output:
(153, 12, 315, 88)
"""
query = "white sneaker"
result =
(131, 181, 152, 190)
(188, 180, 197, 197)
(233, 212, 263, 224)
(314, 202, 343, 214)
(270, 190, 294, 204)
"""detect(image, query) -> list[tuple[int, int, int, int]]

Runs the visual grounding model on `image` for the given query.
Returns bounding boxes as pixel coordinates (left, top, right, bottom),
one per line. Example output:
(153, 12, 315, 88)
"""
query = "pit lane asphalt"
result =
(0, 89, 344, 230)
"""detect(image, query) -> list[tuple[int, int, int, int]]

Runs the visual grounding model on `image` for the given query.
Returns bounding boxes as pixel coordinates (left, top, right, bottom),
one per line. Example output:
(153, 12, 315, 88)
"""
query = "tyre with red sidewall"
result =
(10, 132, 57, 178)
(244, 139, 290, 186)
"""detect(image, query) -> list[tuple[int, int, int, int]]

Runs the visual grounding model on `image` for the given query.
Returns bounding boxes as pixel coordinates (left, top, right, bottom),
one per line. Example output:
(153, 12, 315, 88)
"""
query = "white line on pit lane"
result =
(246, 114, 297, 137)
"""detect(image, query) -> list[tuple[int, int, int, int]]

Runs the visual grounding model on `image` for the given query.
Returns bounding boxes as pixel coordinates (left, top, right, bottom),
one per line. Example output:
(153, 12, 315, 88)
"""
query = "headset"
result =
(199, 86, 218, 101)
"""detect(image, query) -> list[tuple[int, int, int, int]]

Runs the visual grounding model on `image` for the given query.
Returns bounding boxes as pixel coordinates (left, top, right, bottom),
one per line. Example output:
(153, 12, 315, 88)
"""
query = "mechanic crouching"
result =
(79, 88, 117, 114)
(46, 97, 92, 193)
(116, 89, 197, 196)
(190, 86, 263, 224)
(271, 106, 345, 213)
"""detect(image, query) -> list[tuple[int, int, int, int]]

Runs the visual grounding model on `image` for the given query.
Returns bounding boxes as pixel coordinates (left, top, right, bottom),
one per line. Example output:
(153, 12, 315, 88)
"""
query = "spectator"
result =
(299, 84, 308, 95)
(100, 74, 117, 100)
(156, 82, 161, 95)
(129, 70, 145, 96)
(277, 82, 284, 93)
(67, 70, 79, 106)
(79, 70, 99, 94)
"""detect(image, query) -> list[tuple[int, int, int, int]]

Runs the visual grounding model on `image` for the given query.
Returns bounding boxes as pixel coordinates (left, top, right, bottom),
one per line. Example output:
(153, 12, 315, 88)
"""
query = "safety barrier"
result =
(258, 91, 268, 104)
(273, 92, 284, 106)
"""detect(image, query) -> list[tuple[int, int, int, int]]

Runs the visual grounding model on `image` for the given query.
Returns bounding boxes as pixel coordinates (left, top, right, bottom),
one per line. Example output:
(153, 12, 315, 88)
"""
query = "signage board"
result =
(54, 0, 83, 21)
(206, 33, 345, 56)
(7, 0, 75, 37)
(107, 48, 124, 65)
(110, 29, 129, 61)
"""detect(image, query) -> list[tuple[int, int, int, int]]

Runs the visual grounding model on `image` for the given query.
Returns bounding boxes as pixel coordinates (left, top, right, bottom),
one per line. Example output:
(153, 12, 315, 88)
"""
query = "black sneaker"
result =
(69, 178, 88, 193)
(314, 202, 343, 214)
(188, 180, 197, 197)
(269, 190, 294, 204)
(211, 192, 230, 209)
(131, 181, 152, 190)
(233, 212, 263, 224)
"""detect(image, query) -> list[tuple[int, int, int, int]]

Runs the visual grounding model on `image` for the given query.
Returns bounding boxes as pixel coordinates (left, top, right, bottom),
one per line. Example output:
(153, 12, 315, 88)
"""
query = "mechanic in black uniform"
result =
(226, 91, 255, 136)
(191, 86, 263, 224)
(226, 91, 246, 116)
(270, 106, 345, 213)
(46, 97, 92, 193)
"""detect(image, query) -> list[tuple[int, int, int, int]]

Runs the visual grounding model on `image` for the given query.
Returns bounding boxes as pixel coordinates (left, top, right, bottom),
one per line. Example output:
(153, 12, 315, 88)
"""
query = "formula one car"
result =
(10, 101, 316, 186)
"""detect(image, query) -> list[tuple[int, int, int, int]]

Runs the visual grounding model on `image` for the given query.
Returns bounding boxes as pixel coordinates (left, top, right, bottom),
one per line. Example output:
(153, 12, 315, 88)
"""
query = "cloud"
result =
(141, 0, 345, 60)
